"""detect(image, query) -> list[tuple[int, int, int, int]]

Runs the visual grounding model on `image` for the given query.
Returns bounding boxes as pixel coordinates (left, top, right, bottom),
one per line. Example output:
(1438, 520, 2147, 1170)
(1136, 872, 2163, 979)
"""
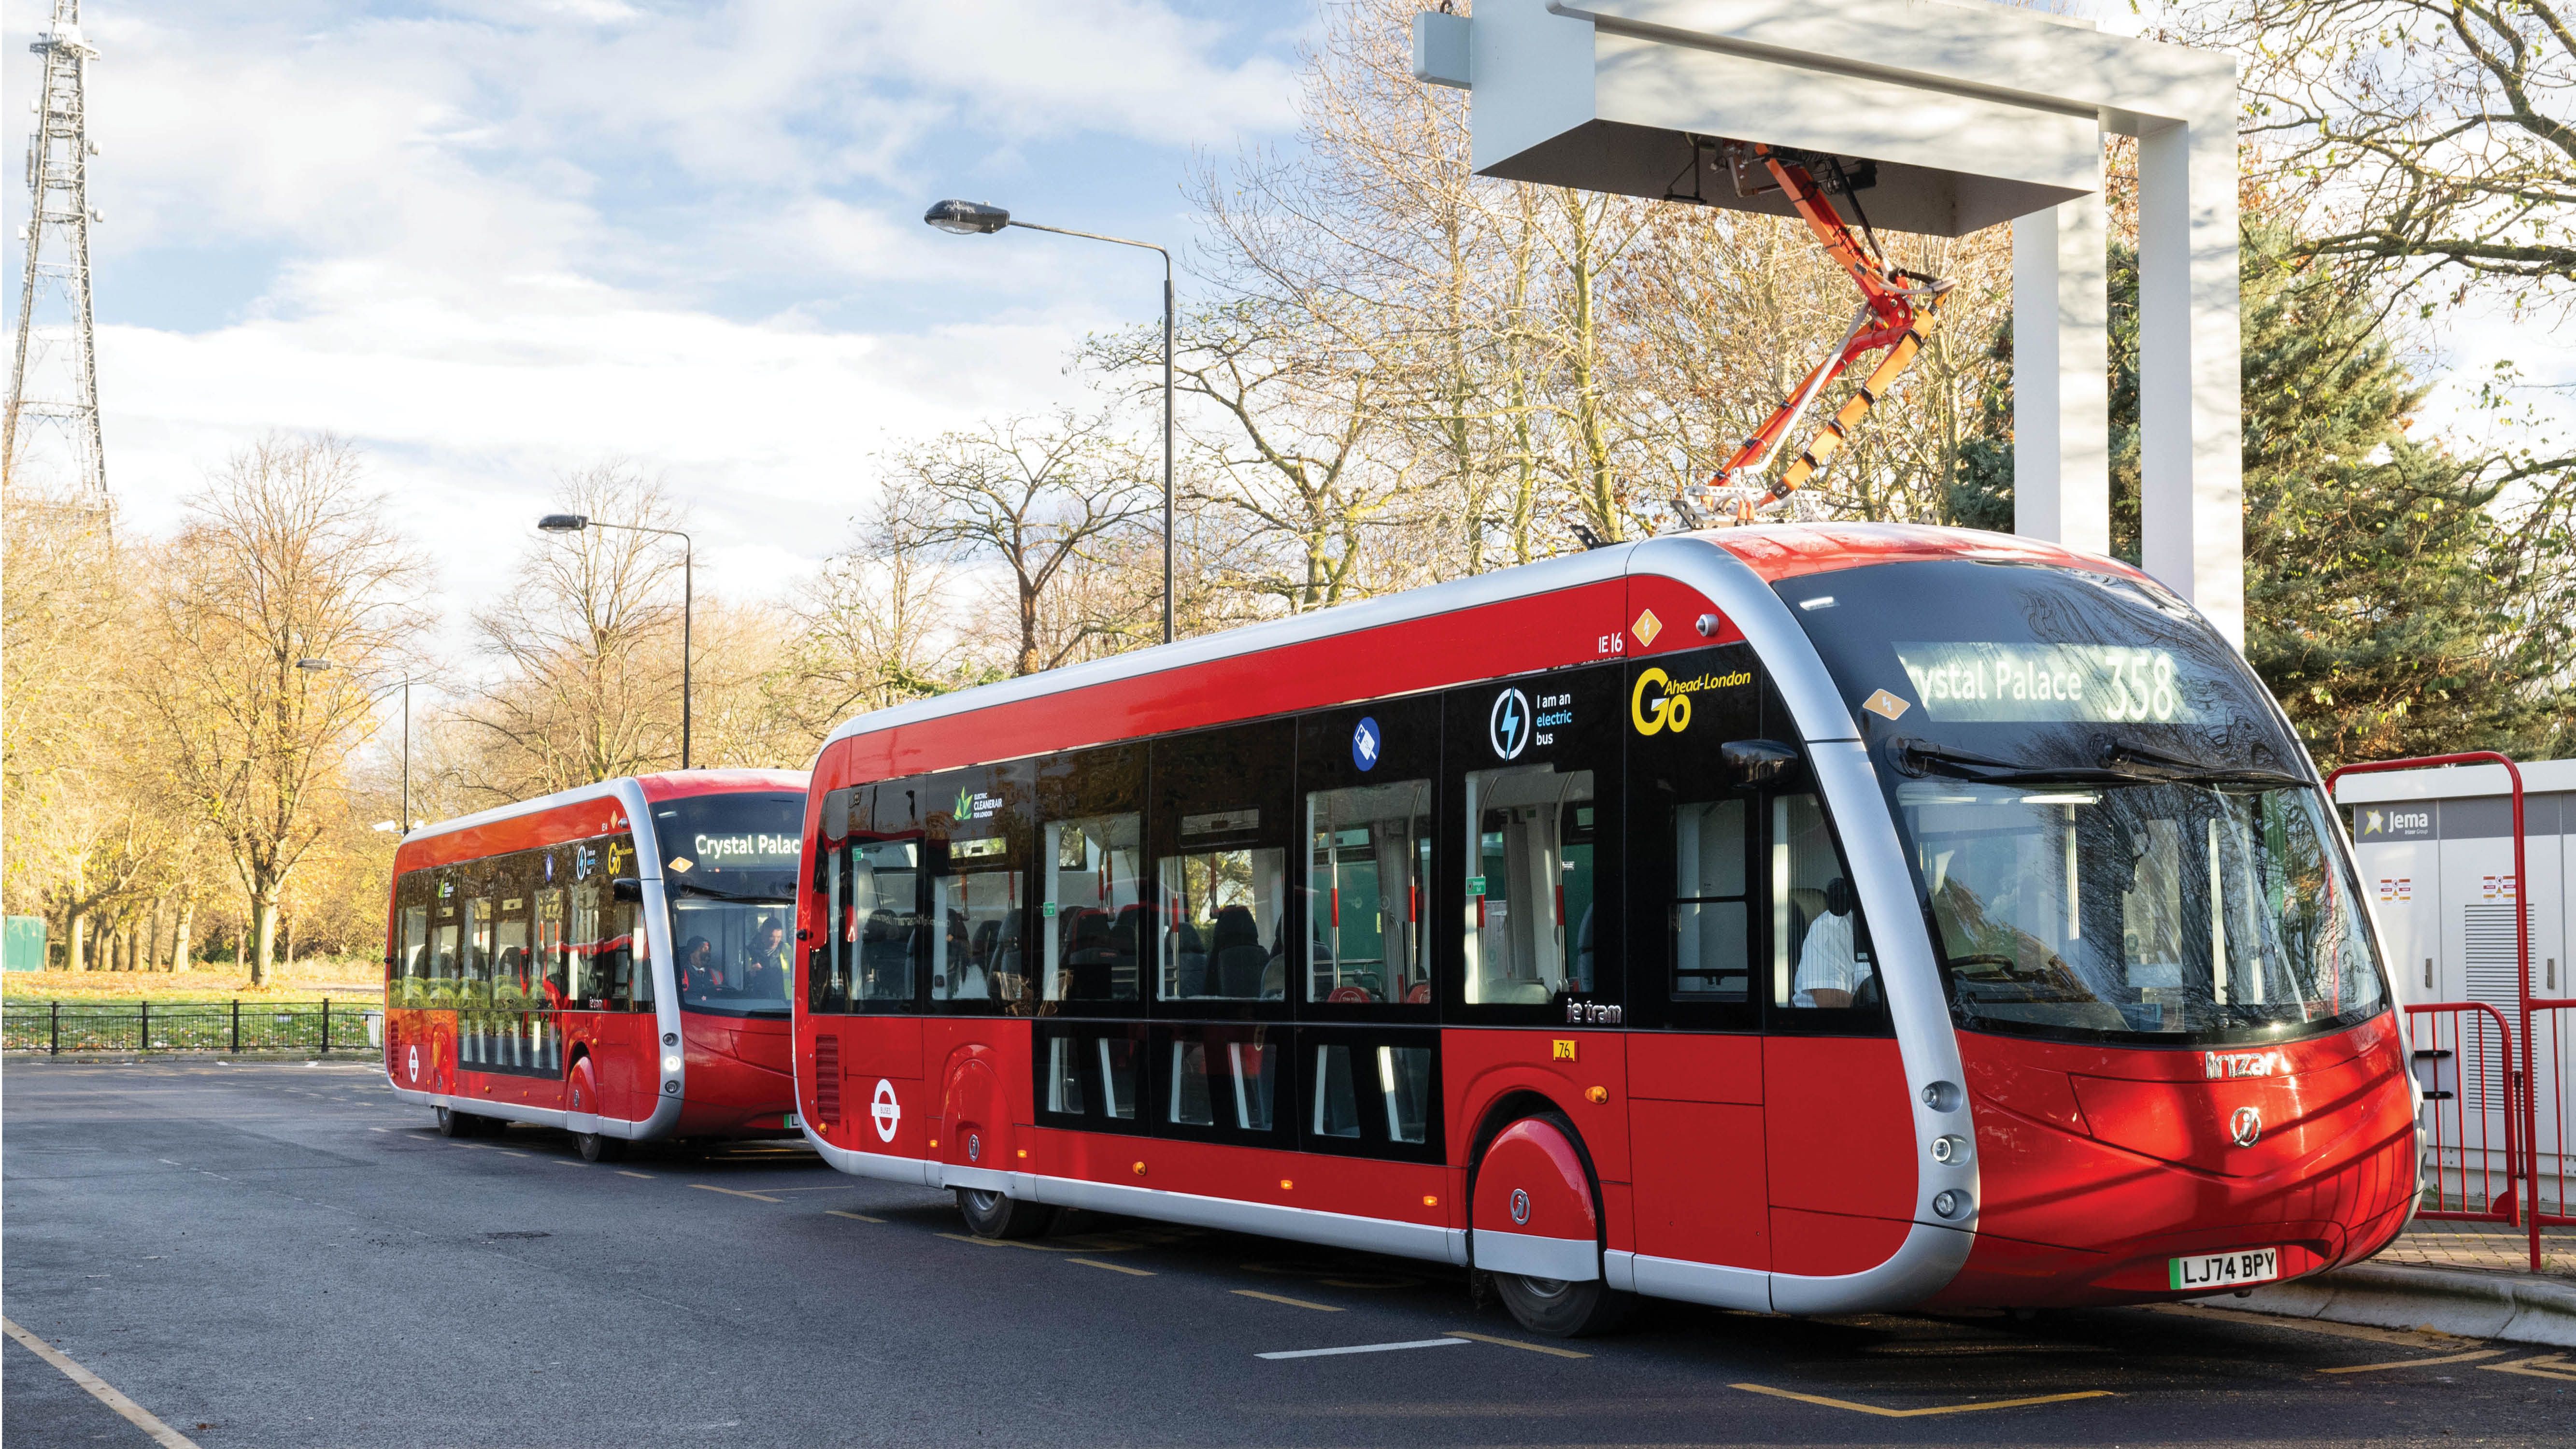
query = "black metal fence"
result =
(2, 1000, 379, 1055)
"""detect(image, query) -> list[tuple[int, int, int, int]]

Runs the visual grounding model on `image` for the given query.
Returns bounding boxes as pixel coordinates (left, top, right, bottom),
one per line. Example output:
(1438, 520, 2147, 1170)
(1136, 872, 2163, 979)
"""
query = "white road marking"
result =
(1257, 1338, 1476, 1361)
(4, 1315, 202, 1449)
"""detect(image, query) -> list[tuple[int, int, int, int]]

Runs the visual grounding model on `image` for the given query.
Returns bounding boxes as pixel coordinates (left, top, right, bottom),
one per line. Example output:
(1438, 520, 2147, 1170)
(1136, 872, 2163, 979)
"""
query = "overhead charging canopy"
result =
(1414, 0, 2248, 647)
(1430, 0, 2099, 237)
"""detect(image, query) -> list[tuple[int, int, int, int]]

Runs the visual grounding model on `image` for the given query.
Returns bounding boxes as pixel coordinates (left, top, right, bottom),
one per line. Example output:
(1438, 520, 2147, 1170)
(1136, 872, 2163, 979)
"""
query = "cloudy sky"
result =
(4, 0, 1306, 646)
(6, 0, 2564, 667)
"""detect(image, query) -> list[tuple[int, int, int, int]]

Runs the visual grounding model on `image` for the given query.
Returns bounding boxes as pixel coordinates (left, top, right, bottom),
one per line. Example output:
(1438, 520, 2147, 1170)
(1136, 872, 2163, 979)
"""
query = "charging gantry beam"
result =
(1415, 0, 2244, 644)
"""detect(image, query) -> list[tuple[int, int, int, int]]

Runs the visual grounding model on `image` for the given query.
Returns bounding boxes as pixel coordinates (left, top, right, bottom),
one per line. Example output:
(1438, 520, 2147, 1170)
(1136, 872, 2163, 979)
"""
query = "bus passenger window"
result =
(1772, 793, 1879, 1012)
(1160, 834, 1287, 1002)
(1674, 799, 1751, 1000)
(1046, 1036, 1086, 1114)
(1168, 1037, 1216, 1125)
(398, 902, 428, 1009)
(1044, 814, 1142, 1003)
(1312, 1044, 1362, 1138)
(1462, 766, 1595, 1006)
(1098, 1036, 1139, 1120)
(1306, 781, 1432, 1005)
(532, 888, 568, 1009)
(1379, 1046, 1431, 1143)
(846, 838, 920, 1006)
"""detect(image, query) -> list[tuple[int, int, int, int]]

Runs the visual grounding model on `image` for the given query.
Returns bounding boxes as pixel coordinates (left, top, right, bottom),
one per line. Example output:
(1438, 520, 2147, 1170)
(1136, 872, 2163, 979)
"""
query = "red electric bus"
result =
(384, 770, 809, 1161)
(789, 525, 2417, 1335)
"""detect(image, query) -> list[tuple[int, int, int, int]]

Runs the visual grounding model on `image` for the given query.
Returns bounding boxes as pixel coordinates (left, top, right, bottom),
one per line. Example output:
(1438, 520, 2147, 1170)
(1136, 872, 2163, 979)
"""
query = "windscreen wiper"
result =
(1889, 738, 2137, 785)
(669, 880, 791, 903)
(2096, 740, 2307, 789)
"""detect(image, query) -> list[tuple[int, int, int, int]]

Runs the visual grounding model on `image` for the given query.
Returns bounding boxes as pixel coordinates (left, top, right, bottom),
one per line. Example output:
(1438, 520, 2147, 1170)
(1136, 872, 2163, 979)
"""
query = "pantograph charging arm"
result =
(1696, 143, 1951, 522)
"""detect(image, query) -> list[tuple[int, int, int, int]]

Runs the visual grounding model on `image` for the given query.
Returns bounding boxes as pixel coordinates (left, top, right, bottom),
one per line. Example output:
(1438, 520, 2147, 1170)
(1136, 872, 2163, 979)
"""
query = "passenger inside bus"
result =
(1463, 765, 1595, 1005)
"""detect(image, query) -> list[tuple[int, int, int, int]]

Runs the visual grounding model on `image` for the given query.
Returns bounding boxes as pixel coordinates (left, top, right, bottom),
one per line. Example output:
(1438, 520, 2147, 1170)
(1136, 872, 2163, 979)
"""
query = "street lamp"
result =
(300, 659, 428, 833)
(537, 512, 695, 768)
(924, 199, 1175, 645)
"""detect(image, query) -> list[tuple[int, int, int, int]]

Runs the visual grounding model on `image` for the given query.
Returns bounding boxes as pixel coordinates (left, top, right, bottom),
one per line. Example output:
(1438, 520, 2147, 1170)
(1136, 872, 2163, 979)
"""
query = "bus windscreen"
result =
(1778, 560, 2389, 1047)
(655, 792, 801, 1017)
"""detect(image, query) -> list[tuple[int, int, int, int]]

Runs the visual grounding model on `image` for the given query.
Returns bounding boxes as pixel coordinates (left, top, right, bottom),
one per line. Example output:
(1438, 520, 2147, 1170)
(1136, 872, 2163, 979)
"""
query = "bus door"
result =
(1754, 752, 1915, 1279)
(1623, 645, 1770, 1272)
(808, 782, 929, 1157)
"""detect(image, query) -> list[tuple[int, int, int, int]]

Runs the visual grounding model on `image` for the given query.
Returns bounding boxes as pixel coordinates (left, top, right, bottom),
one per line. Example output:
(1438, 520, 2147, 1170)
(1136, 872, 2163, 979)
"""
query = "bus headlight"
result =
(1931, 1134, 1971, 1165)
(1933, 1189, 1971, 1220)
(662, 1054, 683, 1073)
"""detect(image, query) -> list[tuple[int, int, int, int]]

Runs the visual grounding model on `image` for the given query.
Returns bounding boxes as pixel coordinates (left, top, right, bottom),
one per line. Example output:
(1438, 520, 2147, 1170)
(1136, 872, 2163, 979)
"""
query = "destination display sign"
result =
(1891, 642, 2205, 724)
(688, 832, 801, 868)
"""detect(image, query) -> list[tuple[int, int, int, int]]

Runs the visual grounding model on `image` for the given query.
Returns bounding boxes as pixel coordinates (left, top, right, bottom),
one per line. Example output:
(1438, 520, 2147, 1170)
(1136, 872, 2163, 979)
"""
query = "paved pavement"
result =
(7, 1059, 2574, 1448)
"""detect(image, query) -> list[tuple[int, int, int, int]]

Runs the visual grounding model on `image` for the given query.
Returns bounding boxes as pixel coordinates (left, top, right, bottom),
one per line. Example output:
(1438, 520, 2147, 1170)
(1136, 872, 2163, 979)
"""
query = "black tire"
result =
(576, 1132, 626, 1163)
(435, 1106, 470, 1138)
(1491, 1270, 1637, 1337)
(955, 1187, 1055, 1240)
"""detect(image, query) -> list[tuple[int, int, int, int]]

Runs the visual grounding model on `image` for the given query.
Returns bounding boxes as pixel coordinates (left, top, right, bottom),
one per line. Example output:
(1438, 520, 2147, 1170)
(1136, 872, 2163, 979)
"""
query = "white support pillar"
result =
(2011, 159, 2110, 556)
(2137, 114, 2244, 645)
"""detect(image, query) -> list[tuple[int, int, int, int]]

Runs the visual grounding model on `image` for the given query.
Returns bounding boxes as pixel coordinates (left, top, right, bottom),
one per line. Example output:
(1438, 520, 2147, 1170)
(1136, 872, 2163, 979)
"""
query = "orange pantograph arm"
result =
(1704, 145, 1949, 519)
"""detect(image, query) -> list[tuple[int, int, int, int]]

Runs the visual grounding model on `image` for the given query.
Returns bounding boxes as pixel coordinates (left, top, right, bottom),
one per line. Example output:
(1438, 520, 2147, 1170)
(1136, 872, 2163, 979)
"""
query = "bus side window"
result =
(1461, 765, 1596, 1006)
(1769, 792, 1884, 1023)
(395, 871, 429, 1010)
(1036, 743, 1147, 1006)
(1673, 798, 1751, 1001)
(1151, 722, 1295, 1006)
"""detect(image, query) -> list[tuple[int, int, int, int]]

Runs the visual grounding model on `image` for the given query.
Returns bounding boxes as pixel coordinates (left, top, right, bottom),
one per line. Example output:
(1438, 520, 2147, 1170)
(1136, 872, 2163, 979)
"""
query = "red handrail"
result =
(2327, 752, 2535, 1272)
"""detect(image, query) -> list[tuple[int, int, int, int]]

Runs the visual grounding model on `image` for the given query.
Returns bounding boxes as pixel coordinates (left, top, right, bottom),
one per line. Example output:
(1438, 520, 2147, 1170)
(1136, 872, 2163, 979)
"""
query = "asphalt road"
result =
(6, 1059, 2571, 1449)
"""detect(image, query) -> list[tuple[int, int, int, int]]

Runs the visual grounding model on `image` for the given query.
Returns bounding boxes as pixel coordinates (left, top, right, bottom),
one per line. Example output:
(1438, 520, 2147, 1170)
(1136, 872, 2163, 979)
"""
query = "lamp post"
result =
(925, 199, 1174, 645)
(538, 513, 694, 767)
(299, 660, 428, 832)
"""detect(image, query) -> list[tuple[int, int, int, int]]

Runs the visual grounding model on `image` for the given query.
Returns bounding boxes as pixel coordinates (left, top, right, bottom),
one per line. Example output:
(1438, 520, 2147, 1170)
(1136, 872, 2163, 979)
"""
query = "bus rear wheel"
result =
(575, 1131, 626, 1163)
(1492, 1271, 1636, 1337)
(955, 1187, 1055, 1240)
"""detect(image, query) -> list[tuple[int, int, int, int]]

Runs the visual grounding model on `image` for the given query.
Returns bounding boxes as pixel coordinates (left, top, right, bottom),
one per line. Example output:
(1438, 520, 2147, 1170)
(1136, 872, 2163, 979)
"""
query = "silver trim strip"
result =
(1032, 1174, 1471, 1268)
(384, 1082, 662, 1140)
(1472, 1228, 1600, 1282)
(1612, 1250, 1772, 1311)
(1768, 1221, 1977, 1315)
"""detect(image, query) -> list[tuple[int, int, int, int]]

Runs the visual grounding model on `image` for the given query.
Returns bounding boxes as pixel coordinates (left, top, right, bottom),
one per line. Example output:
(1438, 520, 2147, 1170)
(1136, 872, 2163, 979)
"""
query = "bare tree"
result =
(142, 435, 422, 985)
(2192, 0, 2575, 307)
(893, 412, 1158, 675)
(786, 479, 981, 728)
(459, 464, 690, 800)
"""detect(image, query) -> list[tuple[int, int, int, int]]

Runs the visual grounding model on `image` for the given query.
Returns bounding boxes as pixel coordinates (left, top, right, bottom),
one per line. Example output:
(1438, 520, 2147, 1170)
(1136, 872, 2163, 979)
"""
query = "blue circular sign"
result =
(1351, 717, 1381, 771)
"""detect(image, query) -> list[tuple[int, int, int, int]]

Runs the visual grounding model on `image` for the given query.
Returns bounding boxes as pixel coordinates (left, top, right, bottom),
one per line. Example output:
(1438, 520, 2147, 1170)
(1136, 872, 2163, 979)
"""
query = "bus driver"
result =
(1790, 877, 1866, 1009)
(738, 921, 789, 1003)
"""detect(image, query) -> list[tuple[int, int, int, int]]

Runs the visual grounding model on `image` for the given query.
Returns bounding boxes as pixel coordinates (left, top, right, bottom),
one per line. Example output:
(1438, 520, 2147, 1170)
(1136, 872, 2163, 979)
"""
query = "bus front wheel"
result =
(955, 1187, 1055, 1240)
(1491, 1270, 1635, 1337)
(575, 1131, 626, 1163)
(436, 1106, 496, 1138)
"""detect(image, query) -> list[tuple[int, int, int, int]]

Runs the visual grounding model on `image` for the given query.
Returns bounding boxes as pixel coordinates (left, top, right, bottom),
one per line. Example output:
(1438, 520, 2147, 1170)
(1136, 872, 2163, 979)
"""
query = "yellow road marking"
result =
(3, 1315, 201, 1449)
(827, 1210, 885, 1224)
(2320, 1347, 2508, 1374)
(689, 1183, 782, 1204)
(1444, 1330, 1590, 1360)
(1069, 1257, 1155, 1276)
(937, 1232, 1068, 1252)
(615, 1170, 655, 1179)
(1233, 1289, 1342, 1312)
(498, 1150, 529, 1157)
(2146, 1303, 2469, 1350)
(2481, 1353, 2576, 1382)
(1733, 1383, 2114, 1418)
(549, 1160, 582, 1167)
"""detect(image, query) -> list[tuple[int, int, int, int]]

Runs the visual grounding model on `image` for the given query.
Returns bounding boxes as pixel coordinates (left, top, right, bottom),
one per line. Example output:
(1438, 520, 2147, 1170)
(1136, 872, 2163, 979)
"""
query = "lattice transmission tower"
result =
(5, 0, 106, 498)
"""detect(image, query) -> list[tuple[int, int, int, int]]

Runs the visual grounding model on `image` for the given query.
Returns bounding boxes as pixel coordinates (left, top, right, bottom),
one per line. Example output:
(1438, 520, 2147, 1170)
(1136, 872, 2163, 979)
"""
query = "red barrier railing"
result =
(2404, 1001, 2523, 1221)
(2330, 752, 2543, 1272)
(2533, 1000, 2572, 1234)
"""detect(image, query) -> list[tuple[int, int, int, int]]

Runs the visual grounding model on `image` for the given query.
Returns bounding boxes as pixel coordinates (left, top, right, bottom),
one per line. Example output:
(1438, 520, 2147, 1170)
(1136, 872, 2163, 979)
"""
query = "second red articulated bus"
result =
(789, 524, 2418, 1335)
(383, 770, 809, 1160)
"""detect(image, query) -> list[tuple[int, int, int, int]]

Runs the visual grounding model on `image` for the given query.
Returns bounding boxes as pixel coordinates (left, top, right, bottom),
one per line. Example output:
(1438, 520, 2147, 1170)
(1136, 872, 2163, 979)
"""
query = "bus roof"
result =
(814, 524, 2155, 783)
(394, 769, 808, 870)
